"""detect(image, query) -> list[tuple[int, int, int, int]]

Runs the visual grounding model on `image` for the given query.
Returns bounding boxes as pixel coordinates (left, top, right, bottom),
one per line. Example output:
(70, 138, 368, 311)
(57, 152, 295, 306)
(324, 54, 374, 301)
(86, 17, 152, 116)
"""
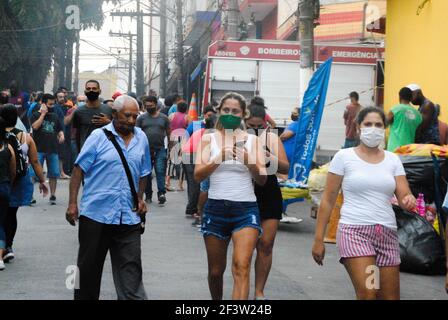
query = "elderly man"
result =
(66, 95, 151, 300)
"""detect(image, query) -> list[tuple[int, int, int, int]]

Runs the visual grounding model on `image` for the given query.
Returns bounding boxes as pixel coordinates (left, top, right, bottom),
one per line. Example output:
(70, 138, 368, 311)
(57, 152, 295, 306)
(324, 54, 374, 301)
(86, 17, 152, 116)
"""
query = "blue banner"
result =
(288, 58, 333, 184)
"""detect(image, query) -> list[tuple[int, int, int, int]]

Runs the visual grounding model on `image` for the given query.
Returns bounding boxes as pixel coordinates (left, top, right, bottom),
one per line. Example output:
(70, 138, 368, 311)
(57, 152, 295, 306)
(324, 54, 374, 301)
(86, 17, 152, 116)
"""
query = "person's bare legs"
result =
(49, 178, 57, 197)
(343, 257, 378, 300)
(204, 236, 230, 300)
(377, 266, 400, 300)
(255, 219, 279, 299)
(231, 228, 259, 300)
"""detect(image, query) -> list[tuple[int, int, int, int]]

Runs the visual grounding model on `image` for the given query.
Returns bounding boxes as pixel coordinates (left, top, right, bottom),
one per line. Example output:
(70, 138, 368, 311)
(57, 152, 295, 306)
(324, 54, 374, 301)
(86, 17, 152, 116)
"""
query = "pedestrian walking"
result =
(195, 92, 267, 300)
(0, 104, 49, 263)
(386, 87, 422, 151)
(280, 107, 300, 165)
(30, 94, 65, 205)
(66, 95, 151, 300)
(72, 80, 113, 152)
(182, 106, 217, 226)
(312, 107, 416, 300)
(167, 101, 188, 192)
(343, 91, 362, 149)
(407, 84, 440, 145)
(0, 115, 16, 271)
(136, 95, 170, 205)
(245, 101, 289, 300)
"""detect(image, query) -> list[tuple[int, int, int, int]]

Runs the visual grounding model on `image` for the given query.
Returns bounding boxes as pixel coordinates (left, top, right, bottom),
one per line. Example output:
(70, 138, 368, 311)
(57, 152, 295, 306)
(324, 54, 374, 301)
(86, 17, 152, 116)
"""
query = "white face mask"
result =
(360, 127, 385, 148)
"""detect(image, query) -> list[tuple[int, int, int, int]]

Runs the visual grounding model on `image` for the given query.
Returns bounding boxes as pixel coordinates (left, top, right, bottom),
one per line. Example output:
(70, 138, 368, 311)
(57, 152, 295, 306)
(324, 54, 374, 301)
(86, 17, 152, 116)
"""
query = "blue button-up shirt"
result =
(75, 122, 152, 225)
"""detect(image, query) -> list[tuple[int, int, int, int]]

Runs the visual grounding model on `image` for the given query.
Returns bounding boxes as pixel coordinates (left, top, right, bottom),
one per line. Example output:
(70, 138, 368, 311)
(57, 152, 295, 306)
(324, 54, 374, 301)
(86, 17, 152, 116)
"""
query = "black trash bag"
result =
(399, 156, 448, 204)
(393, 205, 446, 275)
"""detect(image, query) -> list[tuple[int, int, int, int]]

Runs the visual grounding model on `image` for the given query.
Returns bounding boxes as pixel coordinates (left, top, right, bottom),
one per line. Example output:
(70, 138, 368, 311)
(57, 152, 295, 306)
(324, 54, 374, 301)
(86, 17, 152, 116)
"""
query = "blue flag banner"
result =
(288, 58, 333, 184)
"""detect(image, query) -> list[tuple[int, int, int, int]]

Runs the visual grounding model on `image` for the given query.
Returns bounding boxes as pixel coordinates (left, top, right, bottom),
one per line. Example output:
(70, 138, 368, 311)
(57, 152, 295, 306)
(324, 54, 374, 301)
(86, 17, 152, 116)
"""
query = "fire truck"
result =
(202, 40, 385, 154)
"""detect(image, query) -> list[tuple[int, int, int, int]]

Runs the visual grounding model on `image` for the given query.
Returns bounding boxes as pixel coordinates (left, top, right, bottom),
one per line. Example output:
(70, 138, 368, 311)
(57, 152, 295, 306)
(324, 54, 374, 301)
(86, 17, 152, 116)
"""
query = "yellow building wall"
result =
(385, 0, 448, 121)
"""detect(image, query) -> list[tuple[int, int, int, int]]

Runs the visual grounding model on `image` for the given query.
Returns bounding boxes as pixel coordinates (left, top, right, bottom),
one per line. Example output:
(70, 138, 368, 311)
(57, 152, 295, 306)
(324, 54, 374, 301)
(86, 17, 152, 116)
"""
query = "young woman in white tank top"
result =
(195, 92, 267, 300)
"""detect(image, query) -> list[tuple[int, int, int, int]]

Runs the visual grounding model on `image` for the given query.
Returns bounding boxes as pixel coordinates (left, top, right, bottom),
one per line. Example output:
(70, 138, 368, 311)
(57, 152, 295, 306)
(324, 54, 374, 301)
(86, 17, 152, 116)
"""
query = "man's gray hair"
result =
(112, 95, 139, 112)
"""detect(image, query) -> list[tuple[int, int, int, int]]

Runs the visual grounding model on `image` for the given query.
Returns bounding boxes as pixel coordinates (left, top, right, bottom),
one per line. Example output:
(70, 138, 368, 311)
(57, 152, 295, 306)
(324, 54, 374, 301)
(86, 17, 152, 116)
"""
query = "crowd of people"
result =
(0, 78, 446, 300)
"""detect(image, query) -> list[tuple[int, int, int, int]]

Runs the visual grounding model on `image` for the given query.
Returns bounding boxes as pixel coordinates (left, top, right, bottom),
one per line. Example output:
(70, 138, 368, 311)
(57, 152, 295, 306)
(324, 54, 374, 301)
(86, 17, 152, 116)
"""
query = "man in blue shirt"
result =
(167, 94, 182, 116)
(66, 95, 151, 300)
(185, 105, 216, 138)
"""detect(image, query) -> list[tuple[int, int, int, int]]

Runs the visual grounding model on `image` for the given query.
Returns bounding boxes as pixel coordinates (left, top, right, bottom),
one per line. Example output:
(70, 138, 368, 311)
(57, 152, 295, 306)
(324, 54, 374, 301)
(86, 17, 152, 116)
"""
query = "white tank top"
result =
(208, 133, 257, 202)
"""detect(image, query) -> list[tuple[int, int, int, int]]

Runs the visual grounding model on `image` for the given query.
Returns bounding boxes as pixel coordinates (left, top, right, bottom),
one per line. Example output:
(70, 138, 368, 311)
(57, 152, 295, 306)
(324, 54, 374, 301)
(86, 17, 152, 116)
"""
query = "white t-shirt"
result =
(329, 148, 406, 229)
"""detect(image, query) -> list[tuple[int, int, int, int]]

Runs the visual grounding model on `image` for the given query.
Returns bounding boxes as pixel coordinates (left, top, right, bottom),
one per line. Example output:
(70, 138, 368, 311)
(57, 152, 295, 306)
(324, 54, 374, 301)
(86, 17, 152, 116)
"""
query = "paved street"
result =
(0, 180, 446, 300)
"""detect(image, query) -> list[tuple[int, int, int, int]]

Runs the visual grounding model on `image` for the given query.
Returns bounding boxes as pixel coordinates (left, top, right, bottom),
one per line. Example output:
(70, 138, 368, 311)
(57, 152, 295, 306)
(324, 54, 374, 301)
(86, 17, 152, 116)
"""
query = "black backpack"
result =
(6, 129, 28, 179)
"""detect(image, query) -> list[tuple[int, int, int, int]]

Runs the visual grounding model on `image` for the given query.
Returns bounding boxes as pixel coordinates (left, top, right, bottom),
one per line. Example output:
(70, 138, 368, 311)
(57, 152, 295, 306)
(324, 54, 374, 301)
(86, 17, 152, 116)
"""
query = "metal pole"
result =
(73, 30, 80, 94)
(148, 15, 153, 90)
(136, 0, 145, 96)
(128, 33, 133, 93)
(298, 0, 318, 105)
(176, 0, 184, 97)
(160, 0, 167, 97)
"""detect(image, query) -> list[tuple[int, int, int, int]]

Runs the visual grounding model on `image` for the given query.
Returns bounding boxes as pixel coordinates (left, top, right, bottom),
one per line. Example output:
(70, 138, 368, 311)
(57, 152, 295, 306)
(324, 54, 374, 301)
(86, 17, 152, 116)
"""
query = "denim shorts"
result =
(200, 178, 210, 193)
(201, 199, 263, 241)
(38, 153, 60, 178)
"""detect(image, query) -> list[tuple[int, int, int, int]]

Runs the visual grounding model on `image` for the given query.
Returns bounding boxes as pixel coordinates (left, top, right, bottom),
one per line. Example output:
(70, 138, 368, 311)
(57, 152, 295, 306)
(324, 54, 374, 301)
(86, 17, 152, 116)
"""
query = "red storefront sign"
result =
(315, 45, 385, 65)
(208, 41, 300, 61)
(208, 41, 385, 65)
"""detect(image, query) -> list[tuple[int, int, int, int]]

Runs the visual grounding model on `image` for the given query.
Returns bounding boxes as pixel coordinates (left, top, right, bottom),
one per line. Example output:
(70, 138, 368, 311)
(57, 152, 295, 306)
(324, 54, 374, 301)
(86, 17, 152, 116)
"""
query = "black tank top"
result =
(0, 142, 11, 183)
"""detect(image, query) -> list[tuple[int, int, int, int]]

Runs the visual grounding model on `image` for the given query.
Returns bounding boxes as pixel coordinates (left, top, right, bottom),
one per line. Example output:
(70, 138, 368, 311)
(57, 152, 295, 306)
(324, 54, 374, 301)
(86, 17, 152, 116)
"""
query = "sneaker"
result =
(192, 219, 201, 228)
(145, 195, 152, 204)
(3, 248, 14, 263)
(30, 198, 36, 206)
(0, 260, 5, 271)
(50, 195, 56, 205)
(158, 193, 166, 206)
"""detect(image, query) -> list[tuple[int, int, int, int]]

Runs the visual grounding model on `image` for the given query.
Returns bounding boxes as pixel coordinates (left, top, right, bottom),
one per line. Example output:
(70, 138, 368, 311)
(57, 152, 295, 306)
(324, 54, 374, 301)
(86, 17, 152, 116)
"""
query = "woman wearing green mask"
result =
(195, 92, 267, 300)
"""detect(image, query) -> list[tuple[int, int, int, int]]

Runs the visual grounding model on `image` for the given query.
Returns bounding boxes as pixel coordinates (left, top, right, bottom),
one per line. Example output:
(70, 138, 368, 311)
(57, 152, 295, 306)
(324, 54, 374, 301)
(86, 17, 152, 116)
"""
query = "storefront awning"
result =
(190, 60, 206, 82)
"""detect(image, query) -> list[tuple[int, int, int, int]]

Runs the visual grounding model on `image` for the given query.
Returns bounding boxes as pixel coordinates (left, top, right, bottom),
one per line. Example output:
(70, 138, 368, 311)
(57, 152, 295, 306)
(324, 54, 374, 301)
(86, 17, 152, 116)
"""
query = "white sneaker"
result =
(280, 214, 303, 224)
(0, 260, 5, 271)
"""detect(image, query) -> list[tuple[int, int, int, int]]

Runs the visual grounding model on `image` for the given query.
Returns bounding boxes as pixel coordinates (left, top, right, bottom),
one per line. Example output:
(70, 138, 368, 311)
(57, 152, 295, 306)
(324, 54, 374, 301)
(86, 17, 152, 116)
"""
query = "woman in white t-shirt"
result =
(312, 107, 416, 300)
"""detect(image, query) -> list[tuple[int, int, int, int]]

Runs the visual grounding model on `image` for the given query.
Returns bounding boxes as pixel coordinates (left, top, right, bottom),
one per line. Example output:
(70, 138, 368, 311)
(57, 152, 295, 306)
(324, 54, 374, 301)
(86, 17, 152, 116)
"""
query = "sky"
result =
(79, 1, 146, 73)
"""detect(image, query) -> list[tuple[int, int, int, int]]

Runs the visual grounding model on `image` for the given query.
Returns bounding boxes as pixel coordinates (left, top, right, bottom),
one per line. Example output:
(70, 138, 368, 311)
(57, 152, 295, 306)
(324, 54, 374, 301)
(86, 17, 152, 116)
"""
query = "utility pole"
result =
(227, 0, 240, 40)
(110, 32, 137, 93)
(148, 14, 153, 90)
(297, 0, 320, 105)
(136, 0, 145, 95)
(159, 0, 167, 98)
(111, 4, 158, 97)
(176, 0, 184, 97)
(73, 30, 80, 94)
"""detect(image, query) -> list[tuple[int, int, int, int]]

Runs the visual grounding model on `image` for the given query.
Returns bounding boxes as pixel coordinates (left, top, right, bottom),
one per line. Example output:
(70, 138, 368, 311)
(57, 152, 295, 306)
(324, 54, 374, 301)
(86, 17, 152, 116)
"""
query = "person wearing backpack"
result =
(0, 115, 16, 270)
(0, 104, 49, 263)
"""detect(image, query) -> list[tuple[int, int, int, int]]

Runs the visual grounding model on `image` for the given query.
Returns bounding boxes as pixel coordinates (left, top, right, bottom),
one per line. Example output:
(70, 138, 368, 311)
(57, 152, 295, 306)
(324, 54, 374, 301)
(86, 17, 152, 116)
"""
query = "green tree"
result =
(0, 0, 119, 92)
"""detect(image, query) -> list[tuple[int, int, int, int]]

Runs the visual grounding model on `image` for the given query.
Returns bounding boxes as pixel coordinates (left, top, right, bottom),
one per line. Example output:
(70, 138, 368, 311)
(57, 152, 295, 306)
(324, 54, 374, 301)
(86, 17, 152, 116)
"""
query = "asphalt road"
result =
(0, 180, 446, 300)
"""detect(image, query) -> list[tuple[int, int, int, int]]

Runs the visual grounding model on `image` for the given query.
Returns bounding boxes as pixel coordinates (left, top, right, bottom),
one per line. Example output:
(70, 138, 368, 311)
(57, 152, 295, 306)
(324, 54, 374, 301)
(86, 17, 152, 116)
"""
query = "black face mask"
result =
(147, 107, 157, 114)
(85, 91, 100, 101)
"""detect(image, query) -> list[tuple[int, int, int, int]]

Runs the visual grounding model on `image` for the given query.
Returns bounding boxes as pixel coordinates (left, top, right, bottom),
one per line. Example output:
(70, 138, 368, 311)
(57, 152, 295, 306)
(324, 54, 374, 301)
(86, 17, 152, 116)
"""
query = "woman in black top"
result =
(245, 101, 289, 300)
(0, 116, 16, 270)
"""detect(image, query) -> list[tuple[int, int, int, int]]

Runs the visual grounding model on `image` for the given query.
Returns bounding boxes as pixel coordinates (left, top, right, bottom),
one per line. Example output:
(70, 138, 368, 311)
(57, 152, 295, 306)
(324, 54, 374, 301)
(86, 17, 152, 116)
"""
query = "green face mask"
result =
(219, 114, 242, 130)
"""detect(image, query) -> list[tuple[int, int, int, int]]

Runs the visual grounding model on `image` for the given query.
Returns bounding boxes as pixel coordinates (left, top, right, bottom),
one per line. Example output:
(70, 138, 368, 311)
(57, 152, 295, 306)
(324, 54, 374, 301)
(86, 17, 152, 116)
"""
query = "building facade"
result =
(384, 0, 448, 122)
